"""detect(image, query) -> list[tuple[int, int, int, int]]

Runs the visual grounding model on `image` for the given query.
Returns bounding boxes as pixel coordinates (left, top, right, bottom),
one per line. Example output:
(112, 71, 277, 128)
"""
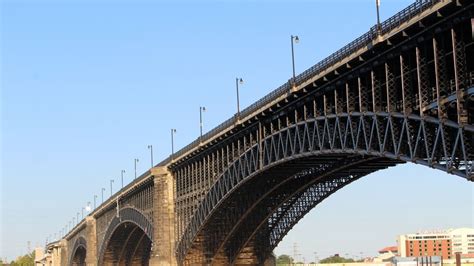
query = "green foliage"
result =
(9, 251, 35, 266)
(319, 255, 355, 264)
(277, 254, 294, 265)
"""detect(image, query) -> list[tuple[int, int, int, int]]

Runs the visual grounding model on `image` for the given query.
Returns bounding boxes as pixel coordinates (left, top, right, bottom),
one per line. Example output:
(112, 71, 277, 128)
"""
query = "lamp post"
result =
(94, 195, 97, 209)
(291, 35, 300, 86)
(171, 129, 177, 160)
(147, 145, 153, 168)
(110, 179, 114, 196)
(134, 159, 139, 179)
(235, 78, 244, 118)
(376, 0, 381, 35)
(81, 207, 84, 219)
(101, 188, 105, 203)
(200, 106, 206, 140)
(86, 201, 91, 213)
(121, 170, 126, 188)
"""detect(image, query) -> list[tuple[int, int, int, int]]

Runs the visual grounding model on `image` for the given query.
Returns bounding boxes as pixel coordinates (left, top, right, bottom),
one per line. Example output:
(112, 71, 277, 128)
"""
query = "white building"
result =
(449, 228, 474, 255)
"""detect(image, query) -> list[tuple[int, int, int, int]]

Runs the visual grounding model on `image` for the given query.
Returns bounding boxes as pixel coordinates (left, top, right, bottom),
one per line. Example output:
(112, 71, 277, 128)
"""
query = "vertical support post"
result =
(416, 46, 426, 117)
(258, 121, 263, 169)
(346, 82, 353, 114)
(358, 77, 366, 112)
(451, 28, 468, 125)
(150, 167, 177, 266)
(371, 70, 378, 112)
(334, 90, 339, 114)
(385, 62, 396, 112)
(323, 94, 328, 116)
(400, 54, 408, 115)
(433, 37, 447, 120)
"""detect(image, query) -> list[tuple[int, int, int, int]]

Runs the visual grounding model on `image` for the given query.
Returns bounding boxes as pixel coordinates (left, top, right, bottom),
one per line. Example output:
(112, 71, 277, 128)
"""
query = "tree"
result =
(9, 251, 35, 266)
(277, 254, 294, 265)
(319, 254, 354, 264)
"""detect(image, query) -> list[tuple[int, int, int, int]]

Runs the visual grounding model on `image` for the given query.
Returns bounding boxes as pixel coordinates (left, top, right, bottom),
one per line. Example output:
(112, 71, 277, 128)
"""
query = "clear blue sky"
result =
(1, 0, 473, 262)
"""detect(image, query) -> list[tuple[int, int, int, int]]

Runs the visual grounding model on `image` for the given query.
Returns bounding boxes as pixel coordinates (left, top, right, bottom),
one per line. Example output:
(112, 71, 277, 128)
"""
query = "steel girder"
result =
(177, 110, 473, 264)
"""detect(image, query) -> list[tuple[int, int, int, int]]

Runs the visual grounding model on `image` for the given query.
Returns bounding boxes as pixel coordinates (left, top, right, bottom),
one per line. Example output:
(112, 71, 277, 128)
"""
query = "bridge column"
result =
(51, 244, 62, 266)
(59, 239, 68, 266)
(150, 167, 177, 266)
(85, 216, 98, 266)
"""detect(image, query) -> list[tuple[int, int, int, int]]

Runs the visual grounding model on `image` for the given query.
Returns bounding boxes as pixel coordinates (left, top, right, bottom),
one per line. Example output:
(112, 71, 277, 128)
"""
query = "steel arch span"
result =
(177, 112, 473, 264)
(98, 207, 154, 266)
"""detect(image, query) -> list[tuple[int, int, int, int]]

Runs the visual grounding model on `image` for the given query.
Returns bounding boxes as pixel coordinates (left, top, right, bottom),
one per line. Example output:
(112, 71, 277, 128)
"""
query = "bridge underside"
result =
(184, 155, 400, 265)
(71, 246, 86, 266)
(102, 222, 152, 266)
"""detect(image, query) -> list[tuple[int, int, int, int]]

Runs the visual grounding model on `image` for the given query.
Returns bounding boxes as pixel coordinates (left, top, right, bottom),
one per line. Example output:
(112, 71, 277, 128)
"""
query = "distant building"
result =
(397, 228, 474, 260)
(374, 246, 398, 262)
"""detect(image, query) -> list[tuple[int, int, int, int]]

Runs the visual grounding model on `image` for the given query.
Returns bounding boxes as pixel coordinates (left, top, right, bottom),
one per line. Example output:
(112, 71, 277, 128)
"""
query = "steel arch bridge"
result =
(46, 0, 473, 265)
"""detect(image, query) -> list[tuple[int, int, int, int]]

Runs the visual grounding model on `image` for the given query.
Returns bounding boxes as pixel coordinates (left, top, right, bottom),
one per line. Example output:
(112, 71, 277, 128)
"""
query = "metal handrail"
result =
(159, 0, 442, 166)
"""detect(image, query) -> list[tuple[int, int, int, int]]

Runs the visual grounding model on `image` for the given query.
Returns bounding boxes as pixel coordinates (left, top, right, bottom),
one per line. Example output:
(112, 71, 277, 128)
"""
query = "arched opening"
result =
(102, 222, 152, 266)
(70, 237, 87, 266)
(273, 163, 473, 263)
(180, 153, 401, 265)
(71, 245, 86, 266)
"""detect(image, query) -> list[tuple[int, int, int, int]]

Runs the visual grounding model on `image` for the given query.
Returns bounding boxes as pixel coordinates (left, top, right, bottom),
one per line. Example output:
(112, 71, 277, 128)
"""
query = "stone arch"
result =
(69, 236, 87, 266)
(98, 207, 153, 265)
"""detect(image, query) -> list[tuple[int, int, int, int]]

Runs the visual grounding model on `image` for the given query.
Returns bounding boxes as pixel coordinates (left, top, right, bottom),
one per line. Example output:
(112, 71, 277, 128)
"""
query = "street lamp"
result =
(171, 129, 177, 159)
(81, 207, 84, 219)
(200, 106, 206, 140)
(376, 0, 381, 35)
(147, 145, 154, 168)
(121, 170, 126, 188)
(101, 188, 106, 203)
(110, 179, 114, 196)
(86, 202, 92, 212)
(235, 78, 244, 118)
(94, 195, 97, 209)
(291, 35, 300, 86)
(134, 159, 139, 179)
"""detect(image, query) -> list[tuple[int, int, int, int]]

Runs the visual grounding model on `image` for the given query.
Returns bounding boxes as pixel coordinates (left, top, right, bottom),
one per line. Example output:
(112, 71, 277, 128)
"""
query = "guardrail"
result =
(159, 0, 442, 166)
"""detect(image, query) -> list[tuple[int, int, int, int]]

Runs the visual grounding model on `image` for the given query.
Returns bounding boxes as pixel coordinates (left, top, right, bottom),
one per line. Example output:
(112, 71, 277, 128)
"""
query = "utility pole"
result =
(293, 242, 299, 265)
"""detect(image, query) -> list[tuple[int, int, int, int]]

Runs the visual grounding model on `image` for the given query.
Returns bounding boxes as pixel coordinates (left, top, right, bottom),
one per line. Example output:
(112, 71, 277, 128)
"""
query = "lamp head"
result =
(294, 35, 300, 43)
(239, 78, 244, 85)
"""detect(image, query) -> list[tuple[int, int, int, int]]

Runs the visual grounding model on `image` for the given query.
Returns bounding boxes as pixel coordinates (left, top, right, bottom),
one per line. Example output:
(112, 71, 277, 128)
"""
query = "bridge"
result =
(42, 0, 474, 265)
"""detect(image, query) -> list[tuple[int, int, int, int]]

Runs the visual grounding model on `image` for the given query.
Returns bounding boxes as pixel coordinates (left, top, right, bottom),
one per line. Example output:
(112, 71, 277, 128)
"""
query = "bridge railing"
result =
(159, 0, 442, 166)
